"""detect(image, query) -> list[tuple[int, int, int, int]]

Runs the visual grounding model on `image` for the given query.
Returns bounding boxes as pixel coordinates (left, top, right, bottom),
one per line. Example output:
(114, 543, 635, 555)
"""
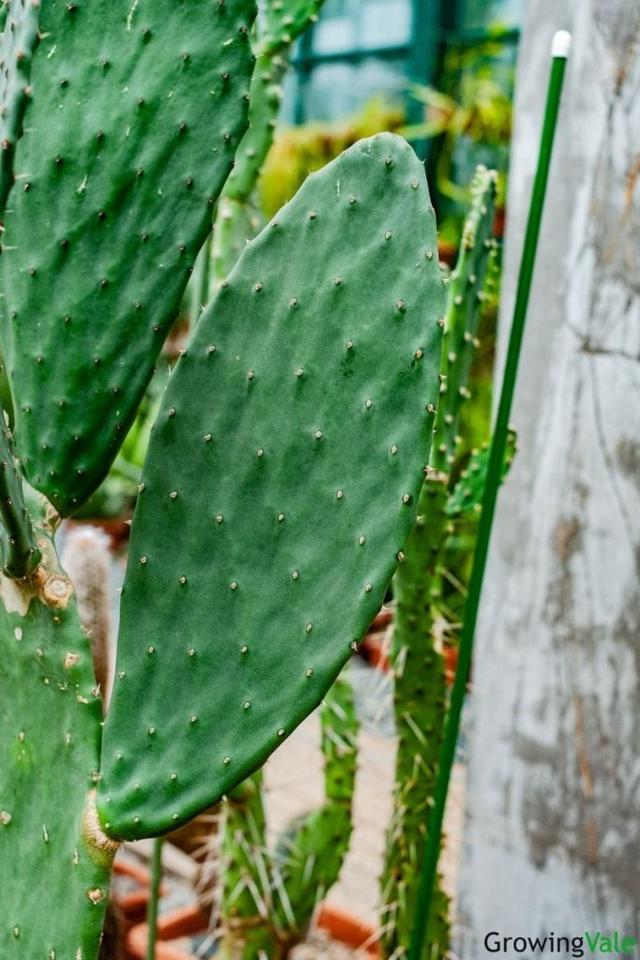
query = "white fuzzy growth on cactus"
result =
(61, 524, 114, 709)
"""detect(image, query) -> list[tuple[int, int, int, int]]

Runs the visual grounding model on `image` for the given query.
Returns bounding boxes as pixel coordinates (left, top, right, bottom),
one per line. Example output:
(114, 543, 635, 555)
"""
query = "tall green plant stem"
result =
(408, 35, 570, 960)
(146, 838, 164, 960)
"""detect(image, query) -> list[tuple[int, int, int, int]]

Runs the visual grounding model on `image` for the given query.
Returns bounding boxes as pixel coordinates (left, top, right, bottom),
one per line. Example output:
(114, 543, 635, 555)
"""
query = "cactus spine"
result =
(381, 167, 500, 960)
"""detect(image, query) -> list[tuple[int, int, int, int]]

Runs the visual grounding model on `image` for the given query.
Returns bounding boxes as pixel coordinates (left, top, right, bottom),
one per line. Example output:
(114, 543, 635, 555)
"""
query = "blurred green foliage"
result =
(403, 34, 515, 246)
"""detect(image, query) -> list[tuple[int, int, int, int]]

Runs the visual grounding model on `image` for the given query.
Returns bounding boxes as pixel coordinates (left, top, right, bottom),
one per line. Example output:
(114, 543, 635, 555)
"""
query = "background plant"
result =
(215, 678, 358, 959)
(380, 166, 516, 960)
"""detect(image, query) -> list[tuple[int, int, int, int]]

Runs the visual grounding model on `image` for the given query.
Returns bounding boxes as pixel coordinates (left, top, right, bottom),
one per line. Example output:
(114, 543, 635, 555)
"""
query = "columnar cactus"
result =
(431, 167, 499, 473)
(0, 1, 445, 952)
(212, 0, 326, 287)
(381, 167, 501, 960)
(218, 676, 358, 958)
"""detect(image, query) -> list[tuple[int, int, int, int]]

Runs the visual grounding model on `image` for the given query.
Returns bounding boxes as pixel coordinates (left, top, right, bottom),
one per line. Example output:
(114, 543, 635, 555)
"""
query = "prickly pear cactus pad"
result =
(0, 0, 256, 515)
(0, 496, 115, 960)
(0, 0, 40, 213)
(99, 133, 444, 840)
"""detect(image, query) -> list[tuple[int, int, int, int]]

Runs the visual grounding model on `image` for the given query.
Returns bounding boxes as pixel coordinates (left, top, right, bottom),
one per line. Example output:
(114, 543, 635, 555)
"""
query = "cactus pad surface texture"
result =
(0, 494, 114, 960)
(99, 133, 444, 840)
(0, 0, 256, 515)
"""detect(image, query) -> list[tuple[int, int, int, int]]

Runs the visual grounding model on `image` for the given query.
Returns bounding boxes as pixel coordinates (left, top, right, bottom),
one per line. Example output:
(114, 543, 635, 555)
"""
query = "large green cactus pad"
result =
(0, 0, 40, 213)
(99, 133, 444, 839)
(0, 497, 114, 960)
(0, 0, 255, 515)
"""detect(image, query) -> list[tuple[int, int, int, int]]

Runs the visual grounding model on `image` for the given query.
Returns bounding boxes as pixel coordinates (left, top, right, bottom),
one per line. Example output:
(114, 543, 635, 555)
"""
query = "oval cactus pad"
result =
(0, 0, 255, 514)
(99, 134, 444, 839)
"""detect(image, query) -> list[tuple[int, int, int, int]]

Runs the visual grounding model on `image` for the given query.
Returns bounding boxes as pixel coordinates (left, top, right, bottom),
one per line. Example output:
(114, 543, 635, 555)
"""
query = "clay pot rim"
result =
(125, 901, 380, 959)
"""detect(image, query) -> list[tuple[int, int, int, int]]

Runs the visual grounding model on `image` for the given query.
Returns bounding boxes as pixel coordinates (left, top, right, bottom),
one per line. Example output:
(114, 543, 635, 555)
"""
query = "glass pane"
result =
(301, 57, 406, 122)
(313, 0, 411, 53)
(360, 0, 412, 46)
(489, 0, 523, 27)
(313, 0, 360, 54)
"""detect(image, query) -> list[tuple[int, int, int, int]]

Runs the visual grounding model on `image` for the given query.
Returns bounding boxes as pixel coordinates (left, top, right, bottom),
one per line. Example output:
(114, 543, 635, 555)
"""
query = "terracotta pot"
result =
(126, 905, 209, 960)
(126, 901, 380, 959)
(444, 643, 459, 687)
(317, 904, 380, 956)
(113, 860, 167, 928)
(358, 606, 393, 672)
(437, 240, 458, 268)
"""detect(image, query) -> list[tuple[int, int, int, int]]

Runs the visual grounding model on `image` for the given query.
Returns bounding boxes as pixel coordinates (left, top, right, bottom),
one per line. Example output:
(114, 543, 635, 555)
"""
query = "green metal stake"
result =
(146, 837, 164, 960)
(408, 29, 571, 960)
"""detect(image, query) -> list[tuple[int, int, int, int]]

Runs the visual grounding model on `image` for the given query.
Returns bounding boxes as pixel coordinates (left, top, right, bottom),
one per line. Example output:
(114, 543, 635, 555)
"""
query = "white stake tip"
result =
(551, 30, 572, 58)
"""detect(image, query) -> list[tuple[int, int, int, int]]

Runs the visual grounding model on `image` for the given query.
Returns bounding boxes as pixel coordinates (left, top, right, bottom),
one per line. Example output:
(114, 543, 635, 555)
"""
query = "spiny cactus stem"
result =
(0, 418, 41, 577)
(146, 837, 164, 960)
(431, 166, 497, 475)
(408, 42, 569, 960)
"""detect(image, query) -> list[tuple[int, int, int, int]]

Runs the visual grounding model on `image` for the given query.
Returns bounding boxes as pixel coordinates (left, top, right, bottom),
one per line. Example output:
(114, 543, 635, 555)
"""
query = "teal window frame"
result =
(287, 0, 520, 131)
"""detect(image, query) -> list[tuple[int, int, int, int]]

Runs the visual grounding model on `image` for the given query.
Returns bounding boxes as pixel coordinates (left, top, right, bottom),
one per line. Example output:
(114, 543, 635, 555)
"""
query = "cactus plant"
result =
(98, 133, 444, 841)
(408, 45, 569, 955)
(217, 676, 358, 958)
(0, 488, 116, 960)
(381, 166, 502, 960)
(0, 4, 445, 947)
